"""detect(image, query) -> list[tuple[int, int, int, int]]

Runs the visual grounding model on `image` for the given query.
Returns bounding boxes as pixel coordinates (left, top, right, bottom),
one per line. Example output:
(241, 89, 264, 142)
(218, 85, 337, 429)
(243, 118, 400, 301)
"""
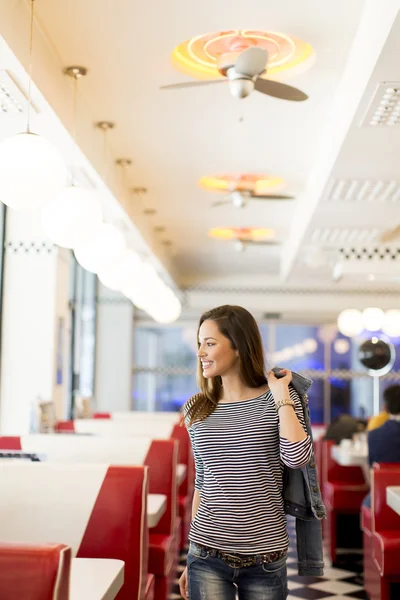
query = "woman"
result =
(179, 305, 313, 600)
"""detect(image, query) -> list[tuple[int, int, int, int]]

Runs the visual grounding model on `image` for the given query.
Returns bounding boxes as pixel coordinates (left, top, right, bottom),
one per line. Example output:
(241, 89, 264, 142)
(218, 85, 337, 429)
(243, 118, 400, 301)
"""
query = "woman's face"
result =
(197, 319, 239, 379)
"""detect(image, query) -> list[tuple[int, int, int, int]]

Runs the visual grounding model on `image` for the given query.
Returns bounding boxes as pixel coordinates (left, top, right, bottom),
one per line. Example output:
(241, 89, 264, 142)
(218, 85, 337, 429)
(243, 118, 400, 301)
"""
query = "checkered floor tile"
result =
(169, 519, 367, 599)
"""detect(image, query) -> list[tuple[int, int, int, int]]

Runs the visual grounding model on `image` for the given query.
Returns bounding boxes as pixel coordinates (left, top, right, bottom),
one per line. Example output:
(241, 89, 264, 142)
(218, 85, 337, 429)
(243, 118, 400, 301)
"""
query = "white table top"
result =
(147, 493, 167, 528)
(70, 558, 124, 600)
(177, 463, 187, 485)
(331, 444, 368, 466)
(386, 486, 400, 516)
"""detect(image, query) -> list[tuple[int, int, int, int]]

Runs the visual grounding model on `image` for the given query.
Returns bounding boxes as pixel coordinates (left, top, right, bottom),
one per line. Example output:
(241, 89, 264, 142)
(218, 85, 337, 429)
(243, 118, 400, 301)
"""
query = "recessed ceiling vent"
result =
(361, 81, 400, 127)
(324, 179, 400, 203)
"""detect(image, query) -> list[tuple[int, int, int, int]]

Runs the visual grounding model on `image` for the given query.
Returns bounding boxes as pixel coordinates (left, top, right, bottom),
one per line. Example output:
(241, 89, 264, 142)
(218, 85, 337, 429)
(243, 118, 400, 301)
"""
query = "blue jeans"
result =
(187, 542, 288, 600)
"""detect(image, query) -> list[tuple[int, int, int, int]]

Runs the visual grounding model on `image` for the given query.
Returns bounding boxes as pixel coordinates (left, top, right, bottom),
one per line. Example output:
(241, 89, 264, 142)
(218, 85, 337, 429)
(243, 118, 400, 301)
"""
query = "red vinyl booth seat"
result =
(0, 454, 149, 600)
(146, 439, 180, 600)
(361, 504, 374, 596)
(0, 542, 71, 600)
(361, 464, 400, 600)
(371, 467, 400, 577)
(55, 417, 194, 551)
(170, 424, 194, 550)
(321, 439, 369, 564)
(146, 574, 155, 600)
(54, 420, 74, 433)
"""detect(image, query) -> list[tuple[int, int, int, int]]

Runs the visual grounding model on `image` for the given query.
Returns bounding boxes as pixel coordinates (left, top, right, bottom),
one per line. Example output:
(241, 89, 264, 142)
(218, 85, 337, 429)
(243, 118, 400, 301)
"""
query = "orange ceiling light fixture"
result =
(198, 173, 285, 194)
(171, 30, 315, 81)
(209, 227, 276, 242)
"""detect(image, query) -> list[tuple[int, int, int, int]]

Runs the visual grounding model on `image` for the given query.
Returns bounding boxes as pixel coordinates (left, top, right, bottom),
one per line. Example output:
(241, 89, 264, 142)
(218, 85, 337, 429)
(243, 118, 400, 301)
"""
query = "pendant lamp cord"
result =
(71, 73, 79, 184)
(27, 0, 35, 133)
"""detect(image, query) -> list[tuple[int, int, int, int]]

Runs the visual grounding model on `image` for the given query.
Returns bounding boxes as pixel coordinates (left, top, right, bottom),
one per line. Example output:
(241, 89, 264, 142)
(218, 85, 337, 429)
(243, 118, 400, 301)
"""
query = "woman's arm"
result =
(278, 403, 307, 442)
(268, 370, 313, 468)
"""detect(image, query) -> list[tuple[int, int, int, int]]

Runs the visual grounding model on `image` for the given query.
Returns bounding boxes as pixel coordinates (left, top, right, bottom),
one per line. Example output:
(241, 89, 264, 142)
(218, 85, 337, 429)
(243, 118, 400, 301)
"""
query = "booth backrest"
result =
(0, 542, 71, 600)
(372, 463, 400, 532)
(55, 421, 74, 433)
(70, 419, 191, 476)
(55, 419, 190, 477)
(322, 439, 365, 485)
(170, 424, 194, 496)
(0, 434, 178, 537)
(144, 439, 179, 536)
(0, 436, 22, 450)
(0, 462, 148, 600)
(74, 419, 175, 438)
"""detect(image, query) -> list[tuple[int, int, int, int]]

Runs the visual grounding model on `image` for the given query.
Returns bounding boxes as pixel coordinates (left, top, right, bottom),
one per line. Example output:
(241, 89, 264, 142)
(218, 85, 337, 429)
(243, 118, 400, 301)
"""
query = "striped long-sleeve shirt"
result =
(185, 386, 312, 554)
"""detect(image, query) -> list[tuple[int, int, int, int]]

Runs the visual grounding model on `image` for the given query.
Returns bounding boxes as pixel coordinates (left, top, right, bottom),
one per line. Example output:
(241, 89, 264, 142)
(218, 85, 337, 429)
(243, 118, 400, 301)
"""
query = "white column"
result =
(0, 210, 71, 434)
(95, 283, 133, 412)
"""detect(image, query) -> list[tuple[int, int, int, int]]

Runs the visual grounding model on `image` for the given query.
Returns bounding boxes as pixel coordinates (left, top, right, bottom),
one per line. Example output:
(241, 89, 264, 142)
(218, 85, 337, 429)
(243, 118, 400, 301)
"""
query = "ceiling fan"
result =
(160, 47, 308, 101)
(233, 239, 280, 252)
(212, 189, 294, 208)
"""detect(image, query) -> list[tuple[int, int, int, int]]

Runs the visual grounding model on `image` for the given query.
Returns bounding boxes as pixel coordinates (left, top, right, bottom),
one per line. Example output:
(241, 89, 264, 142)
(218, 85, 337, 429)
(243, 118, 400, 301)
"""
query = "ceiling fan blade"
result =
(379, 225, 400, 243)
(254, 78, 308, 101)
(211, 200, 230, 207)
(245, 240, 281, 246)
(250, 194, 294, 200)
(160, 79, 228, 90)
(235, 47, 268, 78)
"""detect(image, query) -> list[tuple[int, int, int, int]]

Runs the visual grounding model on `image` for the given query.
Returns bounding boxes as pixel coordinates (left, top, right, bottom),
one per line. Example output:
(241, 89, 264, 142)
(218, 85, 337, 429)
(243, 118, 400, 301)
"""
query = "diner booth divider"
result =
(0, 434, 180, 600)
(321, 439, 369, 564)
(55, 417, 194, 551)
(0, 461, 147, 600)
(362, 463, 400, 600)
(0, 542, 71, 600)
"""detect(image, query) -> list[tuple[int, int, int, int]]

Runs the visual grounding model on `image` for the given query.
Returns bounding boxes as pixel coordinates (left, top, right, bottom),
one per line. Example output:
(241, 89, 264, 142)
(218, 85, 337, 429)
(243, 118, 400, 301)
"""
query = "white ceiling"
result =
(31, 0, 378, 281)
(2, 0, 400, 312)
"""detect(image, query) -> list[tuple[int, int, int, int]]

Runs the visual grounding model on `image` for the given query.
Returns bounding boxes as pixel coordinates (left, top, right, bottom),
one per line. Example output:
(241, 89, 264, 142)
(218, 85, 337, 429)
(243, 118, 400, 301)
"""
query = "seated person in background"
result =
(363, 385, 400, 507)
(324, 413, 366, 445)
(367, 399, 389, 431)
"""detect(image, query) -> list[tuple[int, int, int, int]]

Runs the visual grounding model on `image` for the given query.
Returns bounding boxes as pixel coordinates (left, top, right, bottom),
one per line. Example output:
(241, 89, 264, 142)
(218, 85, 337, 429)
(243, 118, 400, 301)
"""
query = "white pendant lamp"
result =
(41, 66, 104, 247)
(382, 310, 400, 337)
(74, 222, 126, 274)
(41, 186, 103, 248)
(362, 307, 385, 332)
(0, 2, 67, 211)
(0, 132, 67, 211)
(337, 309, 363, 337)
(98, 249, 143, 291)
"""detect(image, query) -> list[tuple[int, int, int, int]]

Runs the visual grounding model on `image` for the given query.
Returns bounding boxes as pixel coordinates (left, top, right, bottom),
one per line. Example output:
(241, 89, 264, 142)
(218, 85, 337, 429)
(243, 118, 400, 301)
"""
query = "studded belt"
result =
(193, 543, 287, 569)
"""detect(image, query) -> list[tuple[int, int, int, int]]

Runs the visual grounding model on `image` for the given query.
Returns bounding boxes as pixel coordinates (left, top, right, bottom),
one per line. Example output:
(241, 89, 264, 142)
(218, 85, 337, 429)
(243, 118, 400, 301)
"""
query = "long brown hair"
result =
(184, 305, 268, 426)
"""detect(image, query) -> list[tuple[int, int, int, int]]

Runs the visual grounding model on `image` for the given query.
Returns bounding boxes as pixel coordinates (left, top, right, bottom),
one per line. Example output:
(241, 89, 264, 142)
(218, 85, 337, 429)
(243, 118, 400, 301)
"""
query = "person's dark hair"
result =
(183, 305, 268, 426)
(383, 385, 400, 415)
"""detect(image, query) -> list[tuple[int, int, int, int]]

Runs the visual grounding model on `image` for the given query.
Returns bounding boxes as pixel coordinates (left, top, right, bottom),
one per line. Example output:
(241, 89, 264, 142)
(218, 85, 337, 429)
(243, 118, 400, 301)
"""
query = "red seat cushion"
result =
(149, 533, 174, 576)
(373, 530, 400, 576)
(145, 574, 155, 600)
(324, 481, 368, 511)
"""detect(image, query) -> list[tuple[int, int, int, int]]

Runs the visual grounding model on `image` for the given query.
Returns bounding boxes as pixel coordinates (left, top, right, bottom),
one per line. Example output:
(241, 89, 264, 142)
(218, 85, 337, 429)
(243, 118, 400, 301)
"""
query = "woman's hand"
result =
(268, 369, 292, 402)
(179, 566, 189, 599)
